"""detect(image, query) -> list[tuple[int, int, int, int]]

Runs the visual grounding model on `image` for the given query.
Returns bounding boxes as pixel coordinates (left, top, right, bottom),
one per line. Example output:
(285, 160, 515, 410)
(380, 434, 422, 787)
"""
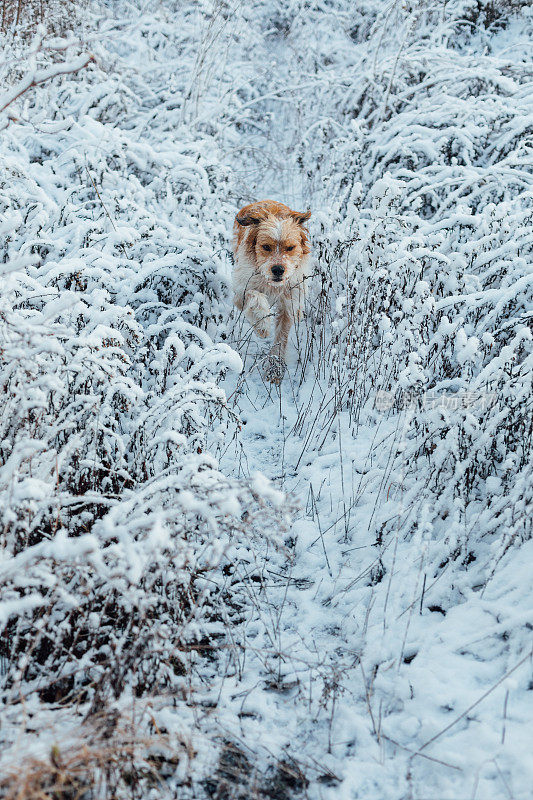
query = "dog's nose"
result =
(271, 264, 285, 279)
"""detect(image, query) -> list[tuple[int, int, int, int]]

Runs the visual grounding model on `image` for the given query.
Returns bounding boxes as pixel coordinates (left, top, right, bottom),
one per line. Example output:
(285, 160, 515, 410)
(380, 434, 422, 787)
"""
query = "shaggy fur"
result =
(232, 199, 311, 383)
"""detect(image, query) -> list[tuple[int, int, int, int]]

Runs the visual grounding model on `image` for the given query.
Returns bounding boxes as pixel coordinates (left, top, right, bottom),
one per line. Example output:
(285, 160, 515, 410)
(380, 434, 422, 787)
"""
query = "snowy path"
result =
(210, 37, 395, 770)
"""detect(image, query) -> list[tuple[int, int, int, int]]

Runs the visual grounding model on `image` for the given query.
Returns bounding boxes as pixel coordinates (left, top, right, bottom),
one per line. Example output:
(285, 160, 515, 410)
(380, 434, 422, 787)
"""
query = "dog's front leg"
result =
(272, 289, 305, 358)
(264, 292, 306, 384)
(237, 290, 272, 339)
(263, 302, 294, 385)
(270, 304, 292, 362)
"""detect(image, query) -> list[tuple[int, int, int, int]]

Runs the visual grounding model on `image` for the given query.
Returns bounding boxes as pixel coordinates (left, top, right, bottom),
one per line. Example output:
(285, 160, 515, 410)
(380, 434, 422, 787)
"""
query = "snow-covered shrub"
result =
(0, 7, 293, 795)
(290, 0, 533, 564)
(0, 0, 86, 36)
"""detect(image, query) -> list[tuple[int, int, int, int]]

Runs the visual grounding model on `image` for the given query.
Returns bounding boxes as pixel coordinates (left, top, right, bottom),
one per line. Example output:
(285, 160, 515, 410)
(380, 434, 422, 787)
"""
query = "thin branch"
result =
(0, 53, 95, 115)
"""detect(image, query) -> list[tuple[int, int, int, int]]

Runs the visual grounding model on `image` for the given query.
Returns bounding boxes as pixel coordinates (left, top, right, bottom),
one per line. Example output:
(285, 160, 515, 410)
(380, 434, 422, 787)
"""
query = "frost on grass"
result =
(1, 1, 532, 799)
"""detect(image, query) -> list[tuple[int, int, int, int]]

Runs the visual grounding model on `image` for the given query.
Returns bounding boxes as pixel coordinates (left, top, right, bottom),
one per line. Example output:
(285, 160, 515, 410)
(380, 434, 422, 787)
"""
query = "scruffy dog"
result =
(232, 200, 311, 383)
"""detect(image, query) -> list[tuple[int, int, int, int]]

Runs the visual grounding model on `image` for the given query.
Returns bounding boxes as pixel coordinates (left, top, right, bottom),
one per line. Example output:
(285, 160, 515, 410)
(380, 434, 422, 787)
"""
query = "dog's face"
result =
(237, 208, 311, 288)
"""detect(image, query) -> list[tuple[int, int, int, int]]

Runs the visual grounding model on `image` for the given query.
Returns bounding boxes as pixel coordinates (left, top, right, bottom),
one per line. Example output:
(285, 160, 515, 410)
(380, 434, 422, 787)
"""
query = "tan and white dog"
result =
(232, 200, 311, 383)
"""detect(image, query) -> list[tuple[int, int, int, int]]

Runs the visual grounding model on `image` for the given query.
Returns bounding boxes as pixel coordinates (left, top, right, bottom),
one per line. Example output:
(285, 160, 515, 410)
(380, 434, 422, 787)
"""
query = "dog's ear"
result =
(236, 215, 260, 226)
(291, 209, 311, 225)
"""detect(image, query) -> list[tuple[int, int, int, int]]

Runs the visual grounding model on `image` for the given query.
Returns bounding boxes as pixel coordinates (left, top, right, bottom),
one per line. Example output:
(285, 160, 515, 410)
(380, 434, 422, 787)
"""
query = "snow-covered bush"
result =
(0, 0, 86, 36)
(291, 0, 532, 565)
(0, 6, 292, 795)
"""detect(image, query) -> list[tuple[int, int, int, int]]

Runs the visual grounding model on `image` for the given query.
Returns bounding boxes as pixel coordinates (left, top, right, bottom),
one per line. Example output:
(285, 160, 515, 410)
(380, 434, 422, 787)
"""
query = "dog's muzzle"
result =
(271, 264, 284, 282)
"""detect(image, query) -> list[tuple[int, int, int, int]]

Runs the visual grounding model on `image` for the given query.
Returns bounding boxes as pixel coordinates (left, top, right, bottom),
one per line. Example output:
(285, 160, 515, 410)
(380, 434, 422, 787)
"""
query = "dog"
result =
(232, 200, 311, 383)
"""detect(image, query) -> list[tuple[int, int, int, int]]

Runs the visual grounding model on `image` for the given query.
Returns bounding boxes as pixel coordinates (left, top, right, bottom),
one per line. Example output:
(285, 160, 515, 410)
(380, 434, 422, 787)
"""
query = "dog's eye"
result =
(286, 245, 295, 251)
(262, 244, 272, 251)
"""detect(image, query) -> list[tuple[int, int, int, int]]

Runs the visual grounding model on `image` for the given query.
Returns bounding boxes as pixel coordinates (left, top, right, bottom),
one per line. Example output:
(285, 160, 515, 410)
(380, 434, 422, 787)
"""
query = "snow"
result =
(0, 0, 532, 798)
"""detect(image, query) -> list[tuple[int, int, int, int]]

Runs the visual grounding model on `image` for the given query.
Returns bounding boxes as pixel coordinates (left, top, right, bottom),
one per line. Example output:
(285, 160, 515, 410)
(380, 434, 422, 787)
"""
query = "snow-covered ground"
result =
(1, 1, 532, 798)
